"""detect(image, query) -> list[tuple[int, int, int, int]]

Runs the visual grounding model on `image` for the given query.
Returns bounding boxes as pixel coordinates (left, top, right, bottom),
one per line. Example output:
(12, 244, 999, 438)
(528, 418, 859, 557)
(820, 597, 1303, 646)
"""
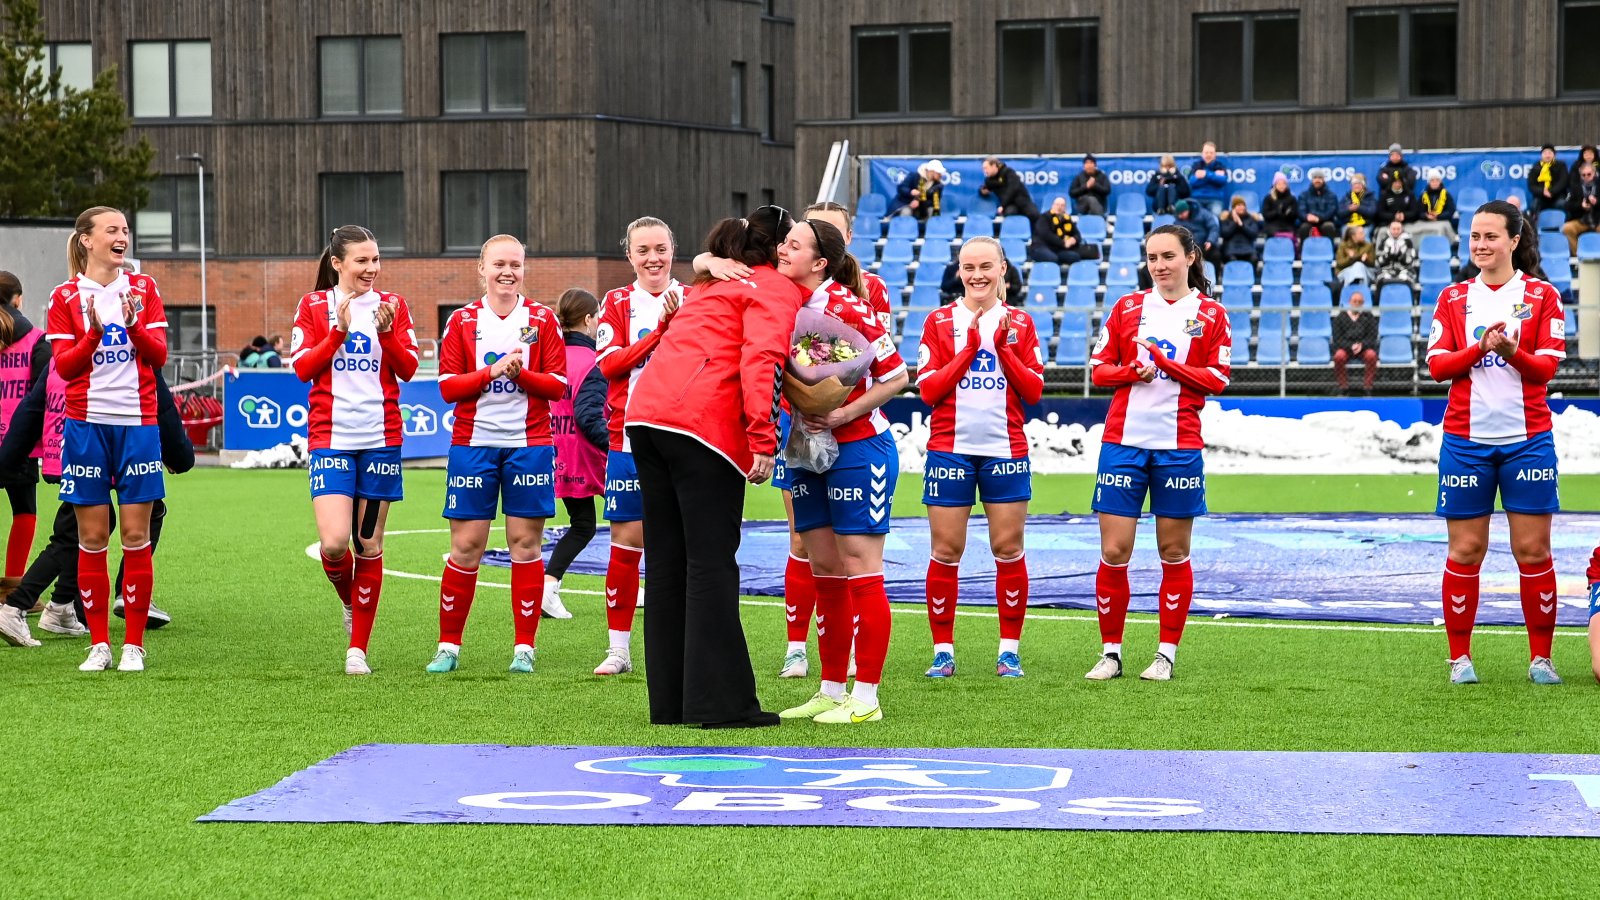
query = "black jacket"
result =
(1332, 310, 1378, 355)
(1032, 211, 1079, 253)
(1377, 159, 1416, 195)
(1527, 159, 1570, 202)
(1069, 170, 1110, 208)
(1564, 176, 1600, 227)
(0, 368, 194, 483)
(1375, 187, 1418, 227)
(1218, 211, 1262, 258)
(1418, 186, 1456, 222)
(566, 331, 610, 451)
(1260, 190, 1299, 234)
(981, 164, 1038, 218)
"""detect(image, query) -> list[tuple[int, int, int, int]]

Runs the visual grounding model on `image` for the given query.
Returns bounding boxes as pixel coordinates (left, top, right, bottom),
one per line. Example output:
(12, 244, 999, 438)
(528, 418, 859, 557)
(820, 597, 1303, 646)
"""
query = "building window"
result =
(759, 63, 775, 139)
(321, 173, 405, 251)
(1561, 1, 1600, 95)
(165, 307, 216, 354)
(320, 36, 402, 116)
(731, 61, 746, 127)
(998, 20, 1099, 112)
(130, 41, 211, 118)
(135, 174, 215, 255)
(37, 42, 93, 96)
(732, 192, 747, 217)
(853, 25, 952, 116)
(441, 33, 526, 114)
(438, 304, 466, 337)
(442, 171, 527, 252)
(1349, 6, 1457, 102)
(1194, 13, 1298, 107)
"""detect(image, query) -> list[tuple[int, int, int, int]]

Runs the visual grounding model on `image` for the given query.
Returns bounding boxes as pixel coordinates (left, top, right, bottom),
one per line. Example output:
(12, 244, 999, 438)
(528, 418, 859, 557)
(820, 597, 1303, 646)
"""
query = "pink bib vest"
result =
(553, 341, 606, 499)
(0, 329, 43, 459)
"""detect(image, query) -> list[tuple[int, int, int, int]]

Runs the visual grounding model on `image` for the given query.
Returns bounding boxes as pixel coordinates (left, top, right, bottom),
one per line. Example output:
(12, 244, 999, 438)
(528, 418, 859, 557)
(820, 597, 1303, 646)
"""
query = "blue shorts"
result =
(309, 447, 403, 502)
(1091, 443, 1207, 519)
(444, 445, 555, 520)
(922, 450, 1032, 507)
(791, 431, 897, 535)
(1436, 432, 1559, 519)
(59, 419, 164, 506)
(772, 410, 794, 491)
(604, 450, 643, 523)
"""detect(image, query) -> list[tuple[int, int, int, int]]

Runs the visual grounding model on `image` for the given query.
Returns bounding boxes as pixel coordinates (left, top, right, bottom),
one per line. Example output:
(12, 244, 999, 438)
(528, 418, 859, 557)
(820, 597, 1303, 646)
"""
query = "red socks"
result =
(1095, 559, 1131, 645)
(438, 559, 479, 644)
(120, 542, 153, 648)
(605, 544, 643, 635)
(350, 553, 383, 652)
(321, 548, 355, 607)
(1519, 557, 1557, 660)
(1157, 558, 1194, 647)
(996, 554, 1028, 642)
(78, 545, 110, 646)
(511, 558, 543, 647)
(784, 553, 817, 643)
(814, 575, 852, 683)
(849, 573, 891, 685)
(925, 558, 959, 646)
(6, 512, 35, 577)
(1442, 560, 1482, 659)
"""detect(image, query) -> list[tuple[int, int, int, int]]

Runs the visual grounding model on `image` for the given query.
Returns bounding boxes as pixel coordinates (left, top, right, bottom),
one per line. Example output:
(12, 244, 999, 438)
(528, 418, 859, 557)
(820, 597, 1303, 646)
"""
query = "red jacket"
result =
(626, 264, 808, 476)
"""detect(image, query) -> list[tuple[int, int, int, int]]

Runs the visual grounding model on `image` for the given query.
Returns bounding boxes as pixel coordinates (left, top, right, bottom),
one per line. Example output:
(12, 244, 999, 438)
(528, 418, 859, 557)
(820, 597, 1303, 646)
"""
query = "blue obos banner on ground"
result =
(223, 371, 451, 458)
(866, 149, 1549, 214)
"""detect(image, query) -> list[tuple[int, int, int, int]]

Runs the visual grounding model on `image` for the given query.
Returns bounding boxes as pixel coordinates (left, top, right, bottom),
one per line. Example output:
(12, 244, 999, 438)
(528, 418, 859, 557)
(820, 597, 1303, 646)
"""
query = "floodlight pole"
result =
(178, 153, 208, 355)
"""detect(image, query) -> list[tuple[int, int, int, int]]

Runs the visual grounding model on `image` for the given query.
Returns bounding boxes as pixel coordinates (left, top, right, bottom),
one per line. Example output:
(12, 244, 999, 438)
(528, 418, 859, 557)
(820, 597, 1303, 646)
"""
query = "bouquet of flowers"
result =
(782, 307, 874, 472)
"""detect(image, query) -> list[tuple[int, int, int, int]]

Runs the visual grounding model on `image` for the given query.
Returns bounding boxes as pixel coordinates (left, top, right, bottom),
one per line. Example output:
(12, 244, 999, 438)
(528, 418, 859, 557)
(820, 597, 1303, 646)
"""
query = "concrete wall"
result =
(0, 222, 74, 325)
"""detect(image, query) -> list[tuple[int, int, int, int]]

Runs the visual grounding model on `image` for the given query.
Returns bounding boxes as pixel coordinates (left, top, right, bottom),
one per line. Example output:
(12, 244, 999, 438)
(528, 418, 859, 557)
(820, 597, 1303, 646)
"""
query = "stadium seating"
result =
(1457, 187, 1488, 212)
(1379, 308, 1413, 336)
(887, 216, 921, 241)
(1299, 282, 1333, 309)
(1228, 310, 1254, 341)
(1339, 283, 1370, 308)
(1059, 309, 1092, 336)
(900, 309, 931, 347)
(910, 262, 940, 286)
(857, 193, 887, 218)
(1077, 215, 1108, 245)
(907, 285, 941, 310)
(1105, 264, 1139, 295)
(999, 216, 1032, 240)
(876, 260, 908, 286)
(1109, 238, 1142, 263)
(1202, 260, 1217, 288)
(1222, 261, 1256, 297)
(1067, 259, 1101, 286)
(923, 215, 957, 242)
(1418, 235, 1452, 261)
(1538, 209, 1566, 232)
(1259, 286, 1293, 312)
(852, 213, 880, 239)
(1262, 237, 1295, 263)
(849, 233, 877, 263)
(1419, 303, 1438, 331)
(1028, 310, 1056, 341)
(1055, 333, 1089, 365)
(1261, 261, 1294, 289)
(1579, 232, 1600, 260)
(1502, 187, 1528, 207)
(1064, 284, 1098, 309)
(1301, 237, 1334, 266)
(1297, 336, 1331, 364)
(1420, 258, 1452, 284)
(1378, 284, 1414, 308)
(918, 239, 951, 266)
(1297, 308, 1332, 337)
(1151, 214, 1176, 231)
(1028, 263, 1062, 288)
(1001, 238, 1029, 265)
(1378, 334, 1414, 364)
(1235, 190, 1261, 213)
(881, 239, 915, 264)
(1254, 337, 1285, 365)
(1115, 192, 1146, 224)
(1420, 280, 1450, 305)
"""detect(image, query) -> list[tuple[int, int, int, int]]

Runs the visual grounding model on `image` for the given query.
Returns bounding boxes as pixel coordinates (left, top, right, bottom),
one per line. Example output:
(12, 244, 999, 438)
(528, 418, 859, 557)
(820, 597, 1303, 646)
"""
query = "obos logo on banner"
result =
(223, 372, 452, 458)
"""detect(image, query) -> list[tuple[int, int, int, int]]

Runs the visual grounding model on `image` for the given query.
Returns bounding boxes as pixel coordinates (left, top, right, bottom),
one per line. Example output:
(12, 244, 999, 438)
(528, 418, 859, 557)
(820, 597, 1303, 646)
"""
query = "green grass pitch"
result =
(2, 469, 1598, 898)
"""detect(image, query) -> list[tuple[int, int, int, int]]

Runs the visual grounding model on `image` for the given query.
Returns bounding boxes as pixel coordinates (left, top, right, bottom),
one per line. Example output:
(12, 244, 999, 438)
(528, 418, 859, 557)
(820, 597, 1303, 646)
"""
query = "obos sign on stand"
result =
(223, 371, 451, 458)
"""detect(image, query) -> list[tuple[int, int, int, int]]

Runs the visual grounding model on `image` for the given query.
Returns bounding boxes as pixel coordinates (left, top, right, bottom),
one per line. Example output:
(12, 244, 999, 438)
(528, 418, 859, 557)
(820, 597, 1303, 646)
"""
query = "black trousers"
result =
(627, 425, 761, 725)
(546, 496, 597, 580)
(6, 497, 167, 614)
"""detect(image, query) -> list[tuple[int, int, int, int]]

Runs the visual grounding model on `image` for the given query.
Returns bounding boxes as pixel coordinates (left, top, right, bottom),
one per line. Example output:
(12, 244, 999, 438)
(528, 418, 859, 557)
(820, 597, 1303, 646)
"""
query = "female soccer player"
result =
(592, 216, 685, 675)
(0, 272, 51, 614)
(428, 235, 566, 675)
(44, 207, 168, 672)
(915, 236, 1044, 679)
(546, 288, 608, 634)
(1426, 201, 1566, 685)
(292, 225, 419, 675)
(1087, 224, 1231, 682)
(774, 219, 908, 724)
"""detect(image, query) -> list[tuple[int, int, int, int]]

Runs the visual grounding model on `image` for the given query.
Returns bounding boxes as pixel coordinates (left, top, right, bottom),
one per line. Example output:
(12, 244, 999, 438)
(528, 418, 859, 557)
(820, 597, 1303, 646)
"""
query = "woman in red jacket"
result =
(626, 205, 806, 728)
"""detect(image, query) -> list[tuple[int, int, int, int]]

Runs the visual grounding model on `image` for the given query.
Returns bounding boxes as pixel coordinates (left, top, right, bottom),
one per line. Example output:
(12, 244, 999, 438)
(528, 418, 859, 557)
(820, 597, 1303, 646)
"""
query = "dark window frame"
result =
(318, 35, 404, 118)
(440, 170, 528, 254)
(134, 173, 217, 257)
(439, 31, 527, 115)
(128, 39, 212, 121)
(163, 306, 217, 354)
(1191, 11, 1300, 109)
(996, 18, 1101, 113)
(1559, 0, 1600, 96)
(731, 61, 747, 127)
(44, 41, 93, 97)
(1347, 5, 1459, 104)
(760, 63, 776, 138)
(852, 23, 954, 117)
(320, 173, 406, 252)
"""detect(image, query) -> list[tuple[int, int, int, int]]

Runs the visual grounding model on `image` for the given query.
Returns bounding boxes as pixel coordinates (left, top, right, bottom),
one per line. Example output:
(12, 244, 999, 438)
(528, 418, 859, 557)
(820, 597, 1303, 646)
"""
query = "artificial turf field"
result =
(4, 469, 1599, 899)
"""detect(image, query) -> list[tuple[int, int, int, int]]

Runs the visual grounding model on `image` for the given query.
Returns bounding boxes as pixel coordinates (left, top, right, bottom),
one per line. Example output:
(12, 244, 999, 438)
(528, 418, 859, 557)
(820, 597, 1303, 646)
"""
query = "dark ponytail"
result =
(315, 225, 378, 291)
(1476, 201, 1546, 281)
(695, 205, 795, 285)
(1147, 224, 1212, 295)
(802, 220, 868, 301)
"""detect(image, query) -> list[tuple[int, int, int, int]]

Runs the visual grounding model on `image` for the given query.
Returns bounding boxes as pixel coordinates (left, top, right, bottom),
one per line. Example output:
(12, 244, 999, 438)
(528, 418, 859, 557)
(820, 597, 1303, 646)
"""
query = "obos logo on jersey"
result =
(94, 323, 135, 365)
(337, 332, 378, 371)
(961, 349, 1005, 390)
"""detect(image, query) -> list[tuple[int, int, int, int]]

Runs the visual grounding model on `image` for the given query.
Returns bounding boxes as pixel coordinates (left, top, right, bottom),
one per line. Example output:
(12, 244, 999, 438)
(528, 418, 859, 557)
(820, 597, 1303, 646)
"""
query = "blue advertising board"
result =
(222, 371, 451, 458)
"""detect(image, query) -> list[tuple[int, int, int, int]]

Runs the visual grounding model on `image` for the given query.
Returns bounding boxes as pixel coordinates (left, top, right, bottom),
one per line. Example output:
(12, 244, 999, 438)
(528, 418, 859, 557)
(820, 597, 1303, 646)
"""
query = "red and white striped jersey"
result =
(45, 273, 167, 426)
(801, 279, 905, 444)
(863, 270, 893, 335)
(595, 279, 685, 452)
(917, 302, 1044, 458)
(1092, 289, 1232, 450)
(1427, 273, 1565, 444)
(439, 297, 566, 447)
(291, 288, 418, 450)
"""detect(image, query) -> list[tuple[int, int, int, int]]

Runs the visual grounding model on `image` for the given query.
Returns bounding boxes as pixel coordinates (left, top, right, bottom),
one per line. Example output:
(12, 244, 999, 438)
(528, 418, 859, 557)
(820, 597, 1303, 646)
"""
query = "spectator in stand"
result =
(1146, 154, 1190, 214)
(1030, 196, 1085, 267)
(1376, 143, 1416, 195)
(1218, 195, 1262, 263)
(1527, 145, 1569, 217)
(1173, 199, 1221, 266)
(239, 335, 282, 369)
(1068, 154, 1111, 216)
(1335, 225, 1375, 288)
(1573, 144, 1599, 175)
(1260, 173, 1300, 240)
(1375, 174, 1418, 231)
(1186, 141, 1230, 215)
(1297, 169, 1340, 241)
(1331, 289, 1379, 396)
(890, 159, 946, 220)
(1412, 172, 1458, 244)
(1562, 161, 1600, 254)
(979, 157, 1038, 220)
(1338, 173, 1377, 231)
(1374, 220, 1420, 289)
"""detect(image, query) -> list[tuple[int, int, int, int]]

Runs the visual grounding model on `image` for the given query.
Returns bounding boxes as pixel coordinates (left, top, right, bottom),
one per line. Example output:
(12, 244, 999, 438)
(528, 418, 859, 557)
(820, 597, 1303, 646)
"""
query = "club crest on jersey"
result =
(1511, 302, 1532, 320)
(123, 290, 145, 314)
(596, 323, 615, 349)
(519, 326, 539, 344)
(1007, 330, 1019, 345)
(1183, 319, 1204, 337)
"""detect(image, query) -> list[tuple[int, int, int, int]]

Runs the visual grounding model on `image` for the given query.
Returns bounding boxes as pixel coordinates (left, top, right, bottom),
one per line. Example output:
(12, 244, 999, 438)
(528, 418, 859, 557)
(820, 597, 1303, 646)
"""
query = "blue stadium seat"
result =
(1222, 261, 1256, 292)
(910, 262, 941, 286)
(1028, 263, 1062, 288)
(852, 213, 881, 240)
(1109, 238, 1142, 263)
(1253, 338, 1285, 366)
(1001, 238, 1029, 266)
(1067, 259, 1101, 286)
(1418, 235, 1452, 261)
(1296, 336, 1331, 365)
(1064, 285, 1098, 309)
(923, 215, 957, 242)
(1260, 261, 1294, 289)
(1029, 311, 1056, 341)
(876, 260, 908, 286)
(965, 192, 999, 222)
(1379, 335, 1414, 364)
(1301, 237, 1334, 267)
(1262, 237, 1295, 262)
(1298, 282, 1333, 308)
(1077, 215, 1108, 245)
(1457, 187, 1488, 213)
(1419, 303, 1438, 332)
(857, 194, 888, 218)
(849, 233, 878, 264)
(880, 239, 915, 264)
(1501, 187, 1528, 207)
(1259, 286, 1293, 312)
(1420, 258, 1453, 283)
(1228, 310, 1254, 340)
(1202, 260, 1217, 289)
(886, 216, 919, 241)
(1257, 309, 1288, 337)
(1580, 232, 1600, 260)
(1378, 308, 1413, 337)
(1105, 264, 1139, 295)
(899, 309, 930, 347)
(1420, 280, 1451, 306)
(1540, 232, 1572, 268)
(1059, 309, 1092, 336)
(1297, 309, 1332, 338)
(1538, 209, 1566, 232)
(1566, 305, 1578, 334)
(1151, 213, 1176, 231)
(1024, 288, 1058, 308)
(1115, 192, 1147, 223)
(1055, 333, 1089, 365)
(1339, 283, 1372, 308)
(999, 216, 1032, 240)
(1378, 283, 1415, 308)
(919, 240, 952, 267)
(907, 285, 942, 310)
(1547, 264, 1572, 292)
